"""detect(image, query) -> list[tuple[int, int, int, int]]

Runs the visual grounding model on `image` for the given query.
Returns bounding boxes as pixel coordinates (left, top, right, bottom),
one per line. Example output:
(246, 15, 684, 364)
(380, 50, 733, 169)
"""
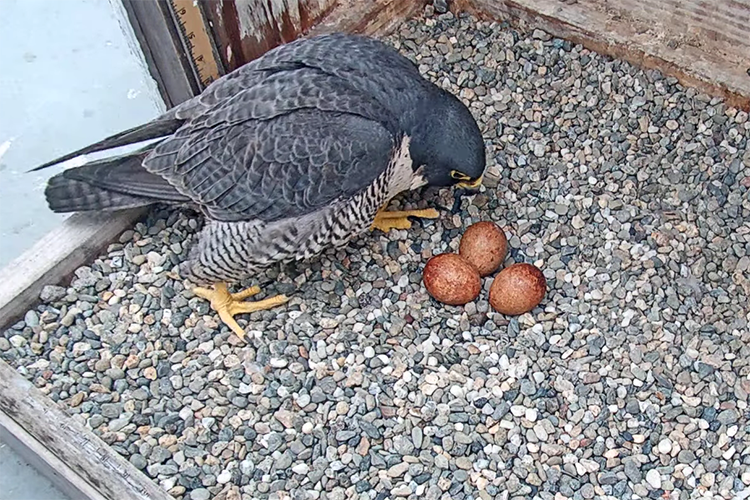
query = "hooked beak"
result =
(456, 176, 483, 190)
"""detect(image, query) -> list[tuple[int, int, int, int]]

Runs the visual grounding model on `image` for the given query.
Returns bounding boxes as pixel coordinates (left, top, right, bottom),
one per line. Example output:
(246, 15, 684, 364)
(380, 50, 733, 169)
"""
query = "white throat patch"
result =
(387, 135, 424, 198)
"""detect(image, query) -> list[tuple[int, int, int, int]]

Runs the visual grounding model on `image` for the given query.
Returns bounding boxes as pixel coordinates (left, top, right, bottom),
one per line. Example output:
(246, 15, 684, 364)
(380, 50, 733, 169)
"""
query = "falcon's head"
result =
(408, 88, 487, 190)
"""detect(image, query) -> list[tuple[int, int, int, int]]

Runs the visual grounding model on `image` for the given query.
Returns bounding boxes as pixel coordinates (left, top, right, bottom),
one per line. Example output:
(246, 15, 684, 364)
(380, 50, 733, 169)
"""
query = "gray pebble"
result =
(717, 409, 738, 425)
(433, 0, 448, 14)
(39, 285, 67, 303)
(190, 489, 210, 500)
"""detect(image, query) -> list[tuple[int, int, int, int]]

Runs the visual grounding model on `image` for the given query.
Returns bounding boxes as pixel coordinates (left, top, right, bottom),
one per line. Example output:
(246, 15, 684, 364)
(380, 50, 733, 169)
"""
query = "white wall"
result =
(0, 1, 165, 496)
(0, 0, 165, 268)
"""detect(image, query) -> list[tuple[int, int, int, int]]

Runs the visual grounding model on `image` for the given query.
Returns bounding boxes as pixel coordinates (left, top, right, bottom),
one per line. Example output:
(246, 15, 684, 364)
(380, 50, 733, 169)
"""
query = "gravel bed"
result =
(4, 5, 750, 500)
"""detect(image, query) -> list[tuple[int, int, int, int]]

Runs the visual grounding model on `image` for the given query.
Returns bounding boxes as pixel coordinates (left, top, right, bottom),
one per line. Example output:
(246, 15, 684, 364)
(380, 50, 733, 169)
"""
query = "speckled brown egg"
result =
(459, 221, 508, 277)
(422, 253, 481, 305)
(489, 263, 546, 315)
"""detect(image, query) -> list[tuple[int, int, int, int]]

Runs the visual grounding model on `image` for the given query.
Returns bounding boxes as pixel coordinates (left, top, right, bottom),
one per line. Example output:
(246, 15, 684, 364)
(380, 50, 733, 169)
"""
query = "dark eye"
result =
(450, 170, 470, 181)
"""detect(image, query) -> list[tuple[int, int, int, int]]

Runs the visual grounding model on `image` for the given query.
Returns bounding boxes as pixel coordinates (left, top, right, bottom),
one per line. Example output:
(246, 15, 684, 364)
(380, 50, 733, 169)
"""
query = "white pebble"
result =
(450, 386, 465, 398)
(216, 471, 232, 484)
(510, 405, 526, 417)
(525, 408, 538, 422)
(292, 463, 310, 475)
(421, 383, 437, 396)
(658, 438, 672, 455)
(270, 358, 287, 368)
(701, 473, 715, 488)
(580, 459, 599, 473)
(9, 335, 27, 348)
(319, 317, 339, 329)
(646, 469, 661, 489)
(72, 342, 91, 356)
(533, 423, 548, 441)
(302, 422, 314, 434)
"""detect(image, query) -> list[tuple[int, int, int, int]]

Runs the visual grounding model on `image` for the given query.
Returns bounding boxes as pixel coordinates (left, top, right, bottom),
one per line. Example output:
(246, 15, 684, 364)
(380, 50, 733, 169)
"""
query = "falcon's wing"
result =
(30, 33, 423, 174)
(34, 33, 417, 222)
(144, 109, 397, 222)
(169, 33, 427, 122)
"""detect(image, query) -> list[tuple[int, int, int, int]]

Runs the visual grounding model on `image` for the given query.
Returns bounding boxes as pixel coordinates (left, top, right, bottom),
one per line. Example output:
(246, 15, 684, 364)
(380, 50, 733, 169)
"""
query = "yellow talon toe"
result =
(371, 208, 439, 232)
(193, 282, 288, 339)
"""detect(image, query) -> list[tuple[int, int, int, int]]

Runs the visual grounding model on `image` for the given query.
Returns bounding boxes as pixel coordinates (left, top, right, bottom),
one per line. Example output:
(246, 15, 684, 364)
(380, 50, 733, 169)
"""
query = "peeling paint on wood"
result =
(203, 0, 337, 71)
(309, 0, 423, 37)
(200, 0, 416, 72)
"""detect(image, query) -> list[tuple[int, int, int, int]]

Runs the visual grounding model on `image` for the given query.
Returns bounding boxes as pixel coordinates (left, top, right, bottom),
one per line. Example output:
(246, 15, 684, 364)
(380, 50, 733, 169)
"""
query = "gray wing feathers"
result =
(239, 34, 426, 105)
(59, 153, 190, 202)
(29, 118, 183, 172)
(170, 33, 424, 127)
(44, 152, 190, 213)
(185, 69, 397, 131)
(141, 55, 404, 222)
(37, 33, 416, 223)
(145, 110, 395, 222)
(45, 177, 155, 212)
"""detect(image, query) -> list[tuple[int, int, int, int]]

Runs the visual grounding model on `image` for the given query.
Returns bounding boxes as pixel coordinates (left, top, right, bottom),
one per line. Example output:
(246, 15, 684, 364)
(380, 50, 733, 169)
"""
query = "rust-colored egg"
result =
(489, 263, 547, 315)
(422, 253, 481, 306)
(459, 221, 508, 277)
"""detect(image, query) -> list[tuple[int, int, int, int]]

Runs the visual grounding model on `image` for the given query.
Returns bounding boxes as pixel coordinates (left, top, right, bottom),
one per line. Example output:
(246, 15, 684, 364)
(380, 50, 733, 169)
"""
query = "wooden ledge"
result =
(309, 0, 424, 37)
(460, 0, 750, 111)
(0, 209, 147, 332)
(0, 359, 172, 500)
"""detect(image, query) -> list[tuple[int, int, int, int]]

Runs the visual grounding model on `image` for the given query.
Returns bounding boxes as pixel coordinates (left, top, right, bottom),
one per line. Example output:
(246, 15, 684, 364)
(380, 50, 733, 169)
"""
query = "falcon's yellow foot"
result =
(192, 282, 289, 339)
(371, 208, 439, 232)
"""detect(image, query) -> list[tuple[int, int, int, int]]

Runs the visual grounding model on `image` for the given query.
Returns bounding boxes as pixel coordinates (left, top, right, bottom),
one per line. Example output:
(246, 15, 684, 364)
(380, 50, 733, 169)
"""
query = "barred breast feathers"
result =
(185, 134, 422, 285)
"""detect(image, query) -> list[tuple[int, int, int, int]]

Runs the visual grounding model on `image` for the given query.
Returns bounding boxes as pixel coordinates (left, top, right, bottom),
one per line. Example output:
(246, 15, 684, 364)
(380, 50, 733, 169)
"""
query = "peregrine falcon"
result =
(32, 33, 486, 338)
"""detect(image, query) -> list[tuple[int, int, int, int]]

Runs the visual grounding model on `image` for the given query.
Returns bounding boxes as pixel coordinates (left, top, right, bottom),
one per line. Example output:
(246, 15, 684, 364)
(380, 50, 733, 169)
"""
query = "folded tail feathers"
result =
(45, 175, 156, 213)
(42, 146, 188, 213)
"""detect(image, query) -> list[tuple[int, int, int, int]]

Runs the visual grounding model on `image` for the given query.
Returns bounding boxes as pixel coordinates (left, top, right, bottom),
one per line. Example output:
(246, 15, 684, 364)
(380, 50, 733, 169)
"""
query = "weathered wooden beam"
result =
(308, 0, 424, 37)
(0, 411, 108, 500)
(202, 0, 423, 71)
(0, 359, 172, 500)
(201, 0, 341, 71)
(460, 0, 750, 110)
(0, 209, 146, 332)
